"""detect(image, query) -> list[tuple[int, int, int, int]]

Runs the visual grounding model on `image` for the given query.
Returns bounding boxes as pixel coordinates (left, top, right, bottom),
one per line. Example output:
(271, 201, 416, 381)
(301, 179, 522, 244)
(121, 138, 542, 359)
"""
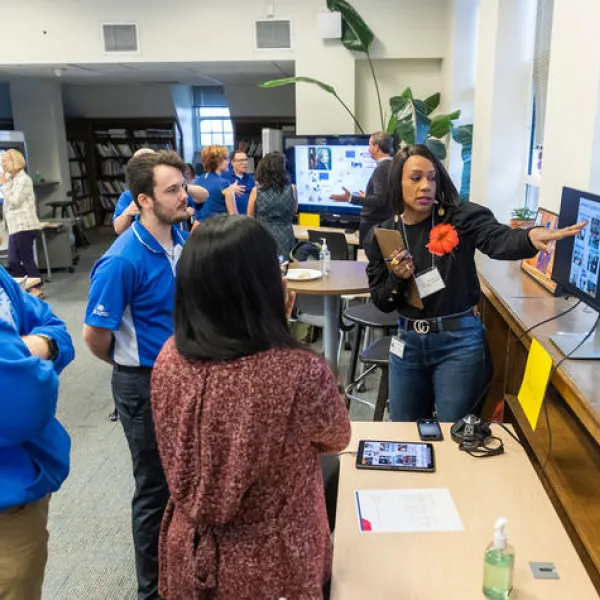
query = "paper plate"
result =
(286, 268, 323, 281)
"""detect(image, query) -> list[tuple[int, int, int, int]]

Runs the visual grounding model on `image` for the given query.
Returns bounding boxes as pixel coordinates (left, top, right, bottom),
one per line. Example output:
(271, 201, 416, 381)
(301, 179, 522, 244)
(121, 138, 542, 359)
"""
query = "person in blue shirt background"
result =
(221, 149, 255, 214)
(83, 150, 190, 600)
(194, 145, 237, 221)
(0, 265, 74, 599)
(113, 149, 208, 235)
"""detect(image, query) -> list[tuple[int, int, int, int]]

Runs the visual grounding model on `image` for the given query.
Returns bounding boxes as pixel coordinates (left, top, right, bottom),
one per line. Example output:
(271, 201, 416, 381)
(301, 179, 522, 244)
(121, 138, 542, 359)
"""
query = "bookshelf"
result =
(65, 118, 182, 228)
(66, 121, 97, 230)
(232, 117, 295, 171)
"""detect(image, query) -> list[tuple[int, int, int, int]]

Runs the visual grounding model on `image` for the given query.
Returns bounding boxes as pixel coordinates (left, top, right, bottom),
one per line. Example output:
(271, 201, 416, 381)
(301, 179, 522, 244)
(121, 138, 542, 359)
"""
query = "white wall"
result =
(470, 0, 536, 223)
(62, 84, 176, 119)
(10, 80, 71, 210)
(225, 84, 295, 118)
(539, 0, 600, 212)
(441, 0, 479, 189)
(355, 59, 443, 134)
(0, 0, 450, 134)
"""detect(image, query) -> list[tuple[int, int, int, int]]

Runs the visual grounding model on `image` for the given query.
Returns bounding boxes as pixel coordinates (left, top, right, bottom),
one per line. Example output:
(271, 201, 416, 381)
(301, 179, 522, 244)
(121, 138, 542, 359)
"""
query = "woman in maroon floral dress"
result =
(152, 215, 351, 599)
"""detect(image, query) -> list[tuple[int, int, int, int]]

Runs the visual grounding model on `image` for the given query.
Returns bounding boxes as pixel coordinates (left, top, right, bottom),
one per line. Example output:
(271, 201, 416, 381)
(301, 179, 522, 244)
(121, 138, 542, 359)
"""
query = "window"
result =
(196, 107, 234, 149)
(525, 0, 554, 209)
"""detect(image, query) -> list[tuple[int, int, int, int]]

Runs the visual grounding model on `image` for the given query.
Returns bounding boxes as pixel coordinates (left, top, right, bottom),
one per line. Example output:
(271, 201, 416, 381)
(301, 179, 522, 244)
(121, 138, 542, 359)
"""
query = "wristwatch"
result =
(37, 335, 59, 361)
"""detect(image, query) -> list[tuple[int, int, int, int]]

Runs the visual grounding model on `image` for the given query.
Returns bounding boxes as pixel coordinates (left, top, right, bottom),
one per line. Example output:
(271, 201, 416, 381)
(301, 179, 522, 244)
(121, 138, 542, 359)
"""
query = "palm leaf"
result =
(326, 0, 374, 53)
(451, 124, 473, 146)
(425, 138, 446, 160)
(423, 93, 441, 115)
(260, 76, 335, 95)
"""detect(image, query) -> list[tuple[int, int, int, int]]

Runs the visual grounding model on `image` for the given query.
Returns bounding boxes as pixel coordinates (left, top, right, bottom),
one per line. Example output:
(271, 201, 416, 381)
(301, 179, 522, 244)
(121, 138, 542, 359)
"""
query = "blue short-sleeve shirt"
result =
(84, 222, 188, 367)
(221, 170, 255, 215)
(194, 172, 230, 221)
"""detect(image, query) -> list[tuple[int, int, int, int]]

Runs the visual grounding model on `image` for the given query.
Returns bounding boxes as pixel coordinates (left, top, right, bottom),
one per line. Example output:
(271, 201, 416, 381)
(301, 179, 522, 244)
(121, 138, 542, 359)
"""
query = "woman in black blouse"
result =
(363, 145, 585, 422)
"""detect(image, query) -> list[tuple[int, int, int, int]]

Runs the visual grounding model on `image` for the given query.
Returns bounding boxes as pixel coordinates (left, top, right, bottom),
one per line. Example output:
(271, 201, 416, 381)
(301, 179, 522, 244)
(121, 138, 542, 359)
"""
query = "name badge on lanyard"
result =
(415, 266, 446, 299)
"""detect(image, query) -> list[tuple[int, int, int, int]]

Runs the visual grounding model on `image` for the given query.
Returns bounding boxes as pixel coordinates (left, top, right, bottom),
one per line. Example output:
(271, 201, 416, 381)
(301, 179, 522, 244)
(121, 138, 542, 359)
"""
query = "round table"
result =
(286, 260, 370, 370)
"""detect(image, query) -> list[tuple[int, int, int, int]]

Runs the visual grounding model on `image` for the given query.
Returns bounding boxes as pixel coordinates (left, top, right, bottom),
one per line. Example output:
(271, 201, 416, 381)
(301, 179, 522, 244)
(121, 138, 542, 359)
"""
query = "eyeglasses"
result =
(234, 158, 248, 163)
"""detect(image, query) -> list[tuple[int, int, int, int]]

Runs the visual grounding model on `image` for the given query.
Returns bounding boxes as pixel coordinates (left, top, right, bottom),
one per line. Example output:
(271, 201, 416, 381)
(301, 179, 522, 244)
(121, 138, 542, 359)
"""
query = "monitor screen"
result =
(551, 186, 600, 312)
(284, 135, 377, 216)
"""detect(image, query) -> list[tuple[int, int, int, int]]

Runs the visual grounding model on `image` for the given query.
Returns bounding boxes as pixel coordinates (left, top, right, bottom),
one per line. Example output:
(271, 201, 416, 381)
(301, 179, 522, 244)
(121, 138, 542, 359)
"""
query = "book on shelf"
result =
(69, 161, 87, 177)
(72, 179, 89, 197)
(101, 159, 125, 177)
(97, 179, 127, 195)
(74, 197, 94, 215)
(67, 141, 87, 161)
(134, 142, 173, 152)
(81, 212, 97, 230)
(99, 195, 118, 210)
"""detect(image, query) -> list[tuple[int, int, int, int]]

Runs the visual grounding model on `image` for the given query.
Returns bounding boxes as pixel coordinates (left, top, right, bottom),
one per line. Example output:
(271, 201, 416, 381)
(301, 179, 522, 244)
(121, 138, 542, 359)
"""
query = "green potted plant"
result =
(259, 0, 474, 201)
(510, 207, 537, 229)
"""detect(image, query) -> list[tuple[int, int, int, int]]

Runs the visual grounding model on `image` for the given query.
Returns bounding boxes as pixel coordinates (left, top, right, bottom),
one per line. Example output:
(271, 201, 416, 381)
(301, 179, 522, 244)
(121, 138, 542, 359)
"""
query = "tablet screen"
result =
(359, 440, 434, 470)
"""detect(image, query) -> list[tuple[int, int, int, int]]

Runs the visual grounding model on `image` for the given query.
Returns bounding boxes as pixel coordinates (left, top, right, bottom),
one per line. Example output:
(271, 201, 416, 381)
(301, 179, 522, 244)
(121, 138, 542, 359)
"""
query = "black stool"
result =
(344, 302, 398, 387)
(47, 200, 76, 219)
(345, 335, 390, 421)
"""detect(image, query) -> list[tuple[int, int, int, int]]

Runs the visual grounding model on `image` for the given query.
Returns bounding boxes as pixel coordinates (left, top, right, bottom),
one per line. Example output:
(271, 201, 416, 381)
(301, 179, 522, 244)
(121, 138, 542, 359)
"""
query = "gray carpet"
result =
(39, 228, 381, 599)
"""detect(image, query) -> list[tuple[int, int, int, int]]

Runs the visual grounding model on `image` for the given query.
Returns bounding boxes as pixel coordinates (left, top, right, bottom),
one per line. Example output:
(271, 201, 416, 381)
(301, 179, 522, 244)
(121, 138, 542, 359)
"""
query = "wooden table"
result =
(477, 256, 600, 589)
(331, 422, 598, 599)
(286, 260, 369, 369)
(293, 224, 359, 247)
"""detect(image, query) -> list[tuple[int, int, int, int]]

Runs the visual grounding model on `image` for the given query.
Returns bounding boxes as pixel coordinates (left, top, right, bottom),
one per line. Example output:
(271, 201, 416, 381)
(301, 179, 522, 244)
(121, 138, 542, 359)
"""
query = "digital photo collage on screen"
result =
(284, 135, 376, 217)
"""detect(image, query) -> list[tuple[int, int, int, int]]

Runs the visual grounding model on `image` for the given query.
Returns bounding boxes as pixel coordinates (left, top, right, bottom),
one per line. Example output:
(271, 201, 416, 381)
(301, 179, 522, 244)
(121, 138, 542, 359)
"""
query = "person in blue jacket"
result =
(221, 149, 255, 214)
(113, 150, 208, 235)
(0, 265, 74, 599)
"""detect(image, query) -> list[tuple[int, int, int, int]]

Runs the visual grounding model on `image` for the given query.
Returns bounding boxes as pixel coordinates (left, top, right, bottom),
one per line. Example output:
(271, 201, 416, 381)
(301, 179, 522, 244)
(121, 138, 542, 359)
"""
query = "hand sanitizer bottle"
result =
(319, 238, 331, 276)
(483, 518, 515, 600)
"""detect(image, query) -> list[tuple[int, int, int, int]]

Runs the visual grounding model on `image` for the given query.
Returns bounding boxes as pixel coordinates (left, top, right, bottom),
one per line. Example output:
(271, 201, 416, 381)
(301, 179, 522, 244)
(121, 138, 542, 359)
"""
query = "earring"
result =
(438, 206, 446, 217)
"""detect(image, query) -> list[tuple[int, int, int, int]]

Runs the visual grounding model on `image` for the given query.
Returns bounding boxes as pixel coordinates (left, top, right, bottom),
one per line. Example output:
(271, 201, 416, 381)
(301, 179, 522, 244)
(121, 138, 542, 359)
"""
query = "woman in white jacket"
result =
(0, 149, 44, 297)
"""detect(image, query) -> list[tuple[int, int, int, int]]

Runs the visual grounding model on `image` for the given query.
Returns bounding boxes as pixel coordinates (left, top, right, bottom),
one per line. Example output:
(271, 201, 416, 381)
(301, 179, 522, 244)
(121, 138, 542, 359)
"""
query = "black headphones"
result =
(451, 414, 504, 458)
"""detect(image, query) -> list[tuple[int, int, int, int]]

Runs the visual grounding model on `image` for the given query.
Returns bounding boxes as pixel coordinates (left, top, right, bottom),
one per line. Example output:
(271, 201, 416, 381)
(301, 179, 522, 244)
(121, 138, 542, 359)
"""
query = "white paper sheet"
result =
(355, 488, 464, 533)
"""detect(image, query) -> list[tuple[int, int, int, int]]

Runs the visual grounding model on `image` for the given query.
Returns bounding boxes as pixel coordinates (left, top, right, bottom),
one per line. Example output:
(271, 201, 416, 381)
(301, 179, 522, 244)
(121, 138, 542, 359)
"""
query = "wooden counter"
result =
(477, 254, 600, 591)
(331, 423, 598, 599)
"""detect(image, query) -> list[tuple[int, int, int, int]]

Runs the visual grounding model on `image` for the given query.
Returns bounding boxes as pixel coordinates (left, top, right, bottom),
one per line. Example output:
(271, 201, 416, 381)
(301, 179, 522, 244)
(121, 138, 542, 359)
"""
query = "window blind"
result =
(532, 0, 554, 146)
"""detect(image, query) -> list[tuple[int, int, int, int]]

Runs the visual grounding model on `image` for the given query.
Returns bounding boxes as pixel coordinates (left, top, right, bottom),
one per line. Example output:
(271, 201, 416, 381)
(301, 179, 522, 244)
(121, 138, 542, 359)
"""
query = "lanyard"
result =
(400, 211, 436, 271)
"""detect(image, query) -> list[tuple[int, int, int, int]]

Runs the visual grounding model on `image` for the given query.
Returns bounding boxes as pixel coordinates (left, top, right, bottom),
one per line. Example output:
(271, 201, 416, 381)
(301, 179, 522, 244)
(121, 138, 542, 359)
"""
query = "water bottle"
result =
(319, 238, 331, 276)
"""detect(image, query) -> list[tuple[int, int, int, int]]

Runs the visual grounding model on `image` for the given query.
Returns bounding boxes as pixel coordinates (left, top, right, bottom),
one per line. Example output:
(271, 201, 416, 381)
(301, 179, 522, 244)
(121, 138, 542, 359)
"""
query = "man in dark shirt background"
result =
(331, 131, 394, 246)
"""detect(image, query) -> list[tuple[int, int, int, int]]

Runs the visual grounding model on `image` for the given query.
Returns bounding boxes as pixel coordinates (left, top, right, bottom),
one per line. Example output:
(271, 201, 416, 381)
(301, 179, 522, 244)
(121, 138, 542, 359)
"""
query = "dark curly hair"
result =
(255, 152, 290, 192)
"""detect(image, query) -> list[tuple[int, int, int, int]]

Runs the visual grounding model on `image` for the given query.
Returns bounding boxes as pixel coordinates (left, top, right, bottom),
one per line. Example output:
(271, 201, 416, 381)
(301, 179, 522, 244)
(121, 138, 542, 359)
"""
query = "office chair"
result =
(308, 230, 349, 260)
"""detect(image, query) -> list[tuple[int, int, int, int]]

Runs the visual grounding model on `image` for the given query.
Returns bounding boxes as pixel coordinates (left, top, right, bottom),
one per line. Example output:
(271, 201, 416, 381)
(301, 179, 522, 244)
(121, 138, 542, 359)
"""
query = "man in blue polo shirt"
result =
(83, 150, 189, 600)
(222, 149, 255, 214)
(113, 149, 208, 235)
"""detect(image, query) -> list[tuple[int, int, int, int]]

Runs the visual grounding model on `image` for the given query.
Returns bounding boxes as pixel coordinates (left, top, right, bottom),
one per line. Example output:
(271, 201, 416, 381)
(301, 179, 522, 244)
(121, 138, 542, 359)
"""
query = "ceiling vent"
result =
(255, 20, 292, 50)
(102, 24, 139, 53)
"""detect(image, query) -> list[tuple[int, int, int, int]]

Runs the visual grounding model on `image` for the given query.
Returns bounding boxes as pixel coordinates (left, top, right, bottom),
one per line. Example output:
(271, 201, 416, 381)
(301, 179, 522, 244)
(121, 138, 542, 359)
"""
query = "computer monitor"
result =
(284, 135, 376, 220)
(550, 186, 600, 359)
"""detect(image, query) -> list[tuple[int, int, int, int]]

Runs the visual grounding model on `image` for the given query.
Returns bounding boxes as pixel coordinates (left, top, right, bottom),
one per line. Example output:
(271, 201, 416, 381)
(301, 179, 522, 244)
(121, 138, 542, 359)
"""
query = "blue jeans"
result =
(388, 315, 493, 422)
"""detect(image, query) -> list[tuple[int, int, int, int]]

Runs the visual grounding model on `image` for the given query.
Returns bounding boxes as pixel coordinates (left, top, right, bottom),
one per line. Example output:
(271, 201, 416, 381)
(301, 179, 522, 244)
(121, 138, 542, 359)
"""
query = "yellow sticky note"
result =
(298, 212, 320, 227)
(518, 339, 553, 430)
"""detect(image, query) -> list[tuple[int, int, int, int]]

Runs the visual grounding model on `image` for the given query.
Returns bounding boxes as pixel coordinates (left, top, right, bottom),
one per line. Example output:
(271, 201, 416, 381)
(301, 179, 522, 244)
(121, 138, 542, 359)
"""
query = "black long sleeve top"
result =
(363, 201, 539, 319)
(351, 157, 393, 223)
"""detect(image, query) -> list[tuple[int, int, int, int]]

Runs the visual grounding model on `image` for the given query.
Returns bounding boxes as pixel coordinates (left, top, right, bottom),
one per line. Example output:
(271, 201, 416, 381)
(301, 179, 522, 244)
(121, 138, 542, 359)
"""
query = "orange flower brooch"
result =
(426, 223, 459, 256)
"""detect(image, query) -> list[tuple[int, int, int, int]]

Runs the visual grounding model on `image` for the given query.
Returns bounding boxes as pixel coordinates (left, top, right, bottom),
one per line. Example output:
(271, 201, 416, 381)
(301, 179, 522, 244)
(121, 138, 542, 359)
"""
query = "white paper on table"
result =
(355, 488, 464, 533)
